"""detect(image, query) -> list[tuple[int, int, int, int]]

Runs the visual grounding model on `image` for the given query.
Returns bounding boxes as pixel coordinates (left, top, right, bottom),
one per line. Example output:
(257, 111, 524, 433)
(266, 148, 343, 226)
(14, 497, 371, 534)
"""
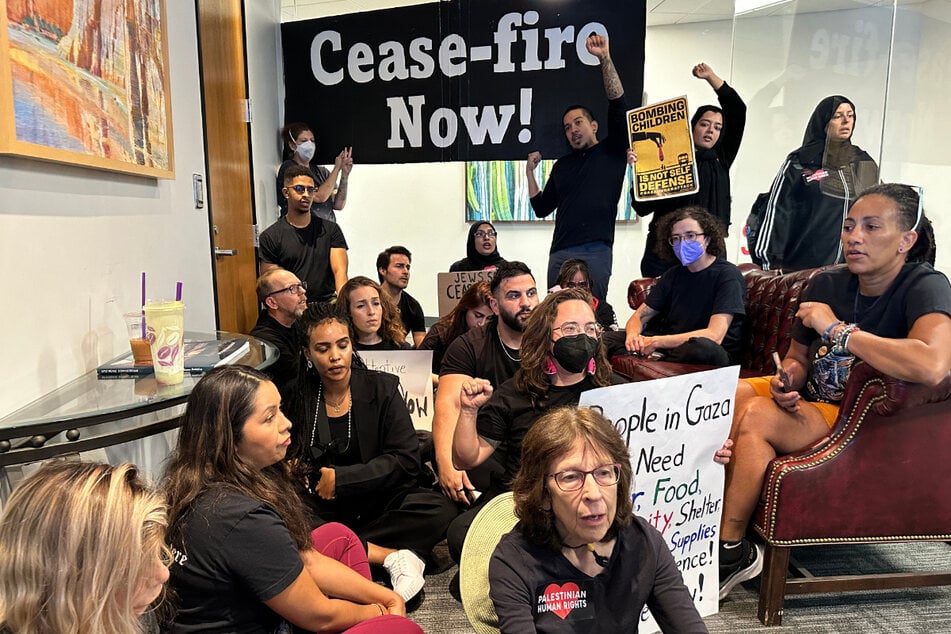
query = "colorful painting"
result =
(466, 160, 638, 223)
(0, 0, 174, 178)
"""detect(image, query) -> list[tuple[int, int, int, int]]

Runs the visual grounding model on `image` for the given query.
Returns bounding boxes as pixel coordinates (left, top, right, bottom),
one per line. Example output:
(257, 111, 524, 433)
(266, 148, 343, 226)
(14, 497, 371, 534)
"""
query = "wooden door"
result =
(196, 0, 259, 333)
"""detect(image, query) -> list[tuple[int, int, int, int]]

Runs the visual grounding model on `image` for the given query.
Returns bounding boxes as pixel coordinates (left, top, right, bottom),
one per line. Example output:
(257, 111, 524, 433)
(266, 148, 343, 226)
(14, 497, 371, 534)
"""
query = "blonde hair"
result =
(0, 462, 168, 633)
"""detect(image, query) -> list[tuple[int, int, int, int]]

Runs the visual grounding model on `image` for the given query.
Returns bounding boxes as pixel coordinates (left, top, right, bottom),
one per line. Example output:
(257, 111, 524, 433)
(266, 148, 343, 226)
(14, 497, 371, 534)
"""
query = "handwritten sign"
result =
(359, 350, 434, 432)
(628, 95, 699, 202)
(437, 270, 496, 317)
(579, 366, 739, 631)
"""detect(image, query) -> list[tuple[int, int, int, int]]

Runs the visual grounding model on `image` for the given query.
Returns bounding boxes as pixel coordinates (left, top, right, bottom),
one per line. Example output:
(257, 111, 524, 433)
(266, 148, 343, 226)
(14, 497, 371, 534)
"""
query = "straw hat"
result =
(459, 492, 519, 634)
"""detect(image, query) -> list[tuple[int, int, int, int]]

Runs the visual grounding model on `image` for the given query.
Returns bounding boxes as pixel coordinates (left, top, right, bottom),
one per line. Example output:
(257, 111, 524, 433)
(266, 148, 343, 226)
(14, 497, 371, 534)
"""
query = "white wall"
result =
(272, 0, 949, 327)
(0, 8, 215, 416)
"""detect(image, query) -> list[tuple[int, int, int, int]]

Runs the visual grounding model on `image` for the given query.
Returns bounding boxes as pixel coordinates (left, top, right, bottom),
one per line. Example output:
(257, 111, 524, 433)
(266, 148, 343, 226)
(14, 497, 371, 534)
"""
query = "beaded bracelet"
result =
(823, 320, 845, 343)
(832, 323, 860, 355)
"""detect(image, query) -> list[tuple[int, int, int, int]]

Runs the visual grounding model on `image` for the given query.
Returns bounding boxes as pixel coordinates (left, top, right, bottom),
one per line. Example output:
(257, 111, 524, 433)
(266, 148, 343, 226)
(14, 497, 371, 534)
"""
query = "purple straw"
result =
(175, 281, 183, 302)
(140, 272, 147, 338)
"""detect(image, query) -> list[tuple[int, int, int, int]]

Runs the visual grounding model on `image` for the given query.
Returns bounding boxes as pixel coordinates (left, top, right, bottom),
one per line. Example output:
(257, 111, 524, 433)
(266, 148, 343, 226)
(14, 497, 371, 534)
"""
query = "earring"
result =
(544, 357, 558, 375)
(307, 359, 313, 370)
(587, 358, 597, 375)
(898, 247, 904, 253)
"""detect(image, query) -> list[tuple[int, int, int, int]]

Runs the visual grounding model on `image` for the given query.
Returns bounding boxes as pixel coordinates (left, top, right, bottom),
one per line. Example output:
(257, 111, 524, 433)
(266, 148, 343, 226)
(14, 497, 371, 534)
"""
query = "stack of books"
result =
(97, 339, 250, 379)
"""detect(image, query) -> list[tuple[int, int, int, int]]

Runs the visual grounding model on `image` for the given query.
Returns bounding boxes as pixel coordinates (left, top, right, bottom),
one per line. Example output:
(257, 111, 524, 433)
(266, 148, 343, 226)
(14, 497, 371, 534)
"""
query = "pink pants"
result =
(309, 523, 423, 634)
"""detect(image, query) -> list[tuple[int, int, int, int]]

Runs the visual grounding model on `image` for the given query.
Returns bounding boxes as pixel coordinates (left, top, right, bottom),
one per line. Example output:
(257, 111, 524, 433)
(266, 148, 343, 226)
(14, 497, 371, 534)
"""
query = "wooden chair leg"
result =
(758, 544, 790, 626)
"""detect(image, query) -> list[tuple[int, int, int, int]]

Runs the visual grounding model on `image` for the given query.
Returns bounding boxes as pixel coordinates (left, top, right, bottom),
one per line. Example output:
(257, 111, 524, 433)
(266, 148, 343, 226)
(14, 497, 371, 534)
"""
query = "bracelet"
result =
(832, 323, 860, 355)
(374, 603, 385, 617)
(823, 320, 845, 342)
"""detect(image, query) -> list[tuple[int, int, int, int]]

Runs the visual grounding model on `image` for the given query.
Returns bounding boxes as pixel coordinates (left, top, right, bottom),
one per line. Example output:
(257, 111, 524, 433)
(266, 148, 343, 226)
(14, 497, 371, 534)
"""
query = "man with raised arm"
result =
(526, 33, 630, 305)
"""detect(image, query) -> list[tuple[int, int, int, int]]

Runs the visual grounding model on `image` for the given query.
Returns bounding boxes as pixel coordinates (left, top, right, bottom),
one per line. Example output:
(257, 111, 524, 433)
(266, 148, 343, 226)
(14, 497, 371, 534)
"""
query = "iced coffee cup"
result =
(123, 311, 153, 366)
(143, 300, 185, 385)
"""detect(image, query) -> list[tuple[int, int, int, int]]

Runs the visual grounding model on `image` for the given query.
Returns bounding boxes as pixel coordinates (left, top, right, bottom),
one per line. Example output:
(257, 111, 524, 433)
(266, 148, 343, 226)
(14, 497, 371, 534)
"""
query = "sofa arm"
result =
(754, 362, 951, 543)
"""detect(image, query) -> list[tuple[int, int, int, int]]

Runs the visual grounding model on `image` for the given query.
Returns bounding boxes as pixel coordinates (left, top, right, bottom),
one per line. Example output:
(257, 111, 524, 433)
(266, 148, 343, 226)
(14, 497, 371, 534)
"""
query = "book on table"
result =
(97, 339, 250, 379)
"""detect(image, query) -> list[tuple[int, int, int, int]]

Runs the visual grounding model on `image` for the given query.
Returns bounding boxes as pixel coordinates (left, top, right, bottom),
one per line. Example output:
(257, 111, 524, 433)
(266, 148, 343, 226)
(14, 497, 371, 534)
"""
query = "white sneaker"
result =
(383, 549, 425, 601)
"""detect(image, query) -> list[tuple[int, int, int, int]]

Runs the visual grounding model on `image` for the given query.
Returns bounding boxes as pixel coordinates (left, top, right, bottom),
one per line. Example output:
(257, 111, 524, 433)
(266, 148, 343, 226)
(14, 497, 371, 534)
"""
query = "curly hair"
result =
(854, 183, 936, 265)
(511, 406, 633, 552)
(337, 276, 407, 347)
(0, 462, 168, 633)
(514, 287, 613, 406)
(653, 205, 727, 259)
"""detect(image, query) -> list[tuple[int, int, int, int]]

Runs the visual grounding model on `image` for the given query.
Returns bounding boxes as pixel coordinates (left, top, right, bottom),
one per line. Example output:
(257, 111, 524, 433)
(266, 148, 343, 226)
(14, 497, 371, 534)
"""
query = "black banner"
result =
(281, 0, 645, 164)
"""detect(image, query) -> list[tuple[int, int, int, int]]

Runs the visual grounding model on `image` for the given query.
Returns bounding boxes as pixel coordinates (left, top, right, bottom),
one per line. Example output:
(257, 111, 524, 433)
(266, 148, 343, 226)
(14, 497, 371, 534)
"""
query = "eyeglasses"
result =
(289, 185, 316, 195)
(548, 463, 621, 492)
(474, 230, 497, 239)
(565, 280, 589, 289)
(552, 321, 602, 338)
(668, 231, 705, 246)
(267, 282, 307, 297)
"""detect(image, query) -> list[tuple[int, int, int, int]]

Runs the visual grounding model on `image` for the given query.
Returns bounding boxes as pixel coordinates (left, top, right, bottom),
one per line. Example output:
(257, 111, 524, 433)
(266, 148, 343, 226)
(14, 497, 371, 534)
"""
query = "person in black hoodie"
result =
(449, 221, 506, 272)
(750, 95, 879, 271)
(630, 63, 747, 277)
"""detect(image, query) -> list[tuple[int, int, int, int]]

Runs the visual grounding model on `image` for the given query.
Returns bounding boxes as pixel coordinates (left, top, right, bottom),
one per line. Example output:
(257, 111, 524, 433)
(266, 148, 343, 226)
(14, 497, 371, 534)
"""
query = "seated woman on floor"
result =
(718, 183, 951, 599)
(286, 303, 460, 602)
(553, 258, 618, 330)
(490, 406, 729, 633)
(0, 462, 169, 633)
(624, 206, 745, 366)
(449, 221, 506, 272)
(338, 276, 411, 351)
(163, 365, 418, 633)
(419, 281, 493, 373)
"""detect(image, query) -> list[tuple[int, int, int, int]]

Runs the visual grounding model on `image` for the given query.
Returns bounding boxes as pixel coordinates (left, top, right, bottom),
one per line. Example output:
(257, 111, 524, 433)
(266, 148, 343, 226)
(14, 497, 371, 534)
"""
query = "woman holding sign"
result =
(489, 406, 728, 632)
(719, 184, 951, 599)
(286, 302, 459, 602)
(629, 63, 747, 277)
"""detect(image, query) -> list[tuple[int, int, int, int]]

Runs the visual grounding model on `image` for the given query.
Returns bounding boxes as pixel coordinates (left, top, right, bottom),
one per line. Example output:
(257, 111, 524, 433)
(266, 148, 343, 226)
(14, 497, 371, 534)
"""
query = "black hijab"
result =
(451, 221, 505, 271)
(796, 95, 857, 168)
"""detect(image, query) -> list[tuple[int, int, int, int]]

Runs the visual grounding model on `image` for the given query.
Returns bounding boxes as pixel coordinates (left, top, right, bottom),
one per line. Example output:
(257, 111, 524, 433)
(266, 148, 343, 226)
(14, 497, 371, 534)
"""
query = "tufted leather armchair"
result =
(611, 265, 951, 625)
(753, 361, 951, 625)
(610, 264, 826, 381)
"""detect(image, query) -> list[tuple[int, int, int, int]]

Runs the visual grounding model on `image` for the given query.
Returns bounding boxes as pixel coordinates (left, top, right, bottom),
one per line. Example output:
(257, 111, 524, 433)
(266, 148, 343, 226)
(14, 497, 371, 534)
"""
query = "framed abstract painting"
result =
(0, 0, 174, 178)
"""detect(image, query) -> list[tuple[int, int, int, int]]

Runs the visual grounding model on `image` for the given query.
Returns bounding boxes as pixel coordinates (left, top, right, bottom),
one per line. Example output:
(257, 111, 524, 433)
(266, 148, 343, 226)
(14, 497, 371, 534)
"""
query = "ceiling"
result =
(280, 0, 936, 25)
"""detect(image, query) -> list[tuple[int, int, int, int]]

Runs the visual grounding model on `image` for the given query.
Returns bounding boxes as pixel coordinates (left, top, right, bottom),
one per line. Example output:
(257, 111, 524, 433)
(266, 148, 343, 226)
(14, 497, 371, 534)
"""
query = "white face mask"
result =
(295, 140, 315, 162)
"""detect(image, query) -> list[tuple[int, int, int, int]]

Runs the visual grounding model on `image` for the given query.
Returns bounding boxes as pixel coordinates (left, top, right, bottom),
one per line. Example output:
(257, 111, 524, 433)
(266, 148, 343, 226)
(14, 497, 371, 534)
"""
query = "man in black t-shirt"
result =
(259, 165, 348, 303)
(432, 262, 539, 506)
(249, 268, 307, 395)
(377, 245, 426, 347)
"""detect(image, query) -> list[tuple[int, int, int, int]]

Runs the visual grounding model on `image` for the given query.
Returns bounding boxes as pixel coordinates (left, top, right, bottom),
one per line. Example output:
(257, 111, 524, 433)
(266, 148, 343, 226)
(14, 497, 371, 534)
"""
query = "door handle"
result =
(215, 248, 238, 257)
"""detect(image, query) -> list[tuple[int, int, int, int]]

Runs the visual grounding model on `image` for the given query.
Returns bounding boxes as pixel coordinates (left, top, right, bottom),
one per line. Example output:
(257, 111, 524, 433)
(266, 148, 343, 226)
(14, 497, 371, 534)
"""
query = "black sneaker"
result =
(719, 539, 764, 599)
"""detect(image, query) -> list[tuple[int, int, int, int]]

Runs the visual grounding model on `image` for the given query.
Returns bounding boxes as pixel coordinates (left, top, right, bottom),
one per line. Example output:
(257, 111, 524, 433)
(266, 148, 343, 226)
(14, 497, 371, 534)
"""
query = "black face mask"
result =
(551, 334, 598, 374)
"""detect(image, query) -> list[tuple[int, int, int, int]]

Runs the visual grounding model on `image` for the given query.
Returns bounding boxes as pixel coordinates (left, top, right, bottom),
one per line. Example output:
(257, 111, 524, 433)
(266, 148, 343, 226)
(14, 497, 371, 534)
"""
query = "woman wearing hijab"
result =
(629, 63, 747, 277)
(750, 95, 879, 271)
(449, 221, 506, 272)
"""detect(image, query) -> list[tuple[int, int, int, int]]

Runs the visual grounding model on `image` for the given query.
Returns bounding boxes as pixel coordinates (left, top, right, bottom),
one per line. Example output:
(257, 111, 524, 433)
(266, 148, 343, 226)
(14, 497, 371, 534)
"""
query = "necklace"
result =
(497, 332, 520, 363)
(562, 541, 610, 567)
(311, 384, 352, 455)
(325, 388, 351, 413)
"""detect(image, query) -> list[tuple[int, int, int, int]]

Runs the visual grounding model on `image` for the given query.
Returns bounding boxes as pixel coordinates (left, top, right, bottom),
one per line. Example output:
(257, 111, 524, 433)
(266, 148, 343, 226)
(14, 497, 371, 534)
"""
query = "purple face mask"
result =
(673, 239, 704, 266)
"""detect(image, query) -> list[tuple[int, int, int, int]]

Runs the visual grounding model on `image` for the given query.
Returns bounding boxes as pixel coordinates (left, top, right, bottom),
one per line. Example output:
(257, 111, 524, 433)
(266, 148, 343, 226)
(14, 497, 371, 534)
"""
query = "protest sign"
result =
(437, 269, 496, 316)
(281, 0, 645, 163)
(359, 350, 434, 431)
(579, 366, 739, 631)
(628, 96, 699, 202)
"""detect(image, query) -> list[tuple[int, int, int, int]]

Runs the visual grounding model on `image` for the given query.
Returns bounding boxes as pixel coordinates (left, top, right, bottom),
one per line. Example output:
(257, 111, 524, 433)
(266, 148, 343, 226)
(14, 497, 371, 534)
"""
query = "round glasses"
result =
(668, 231, 705, 246)
(548, 463, 621, 492)
(552, 321, 602, 338)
